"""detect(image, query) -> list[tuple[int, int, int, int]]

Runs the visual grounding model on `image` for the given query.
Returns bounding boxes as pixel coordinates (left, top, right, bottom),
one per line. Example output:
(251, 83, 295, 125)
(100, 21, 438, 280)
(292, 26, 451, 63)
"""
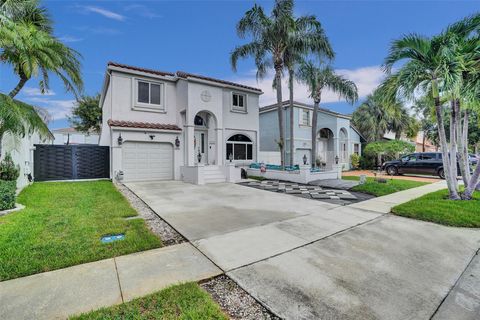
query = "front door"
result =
(194, 131, 207, 164)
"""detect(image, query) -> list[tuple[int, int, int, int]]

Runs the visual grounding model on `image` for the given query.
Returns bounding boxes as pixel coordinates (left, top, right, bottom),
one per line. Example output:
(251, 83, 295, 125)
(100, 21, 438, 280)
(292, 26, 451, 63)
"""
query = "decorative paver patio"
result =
(244, 180, 359, 201)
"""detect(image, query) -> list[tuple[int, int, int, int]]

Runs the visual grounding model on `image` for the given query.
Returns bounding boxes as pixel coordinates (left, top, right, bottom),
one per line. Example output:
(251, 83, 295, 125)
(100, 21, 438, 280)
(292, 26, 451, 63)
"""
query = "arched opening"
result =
(226, 134, 253, 161)
(316, 128, 335, 168)
(339, 128, 348, 163)
(193, 111, 217, 165)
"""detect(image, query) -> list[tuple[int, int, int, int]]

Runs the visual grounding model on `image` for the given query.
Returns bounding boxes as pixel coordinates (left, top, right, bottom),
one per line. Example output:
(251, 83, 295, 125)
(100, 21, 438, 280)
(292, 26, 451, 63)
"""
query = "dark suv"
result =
(381, 152, 478, 179)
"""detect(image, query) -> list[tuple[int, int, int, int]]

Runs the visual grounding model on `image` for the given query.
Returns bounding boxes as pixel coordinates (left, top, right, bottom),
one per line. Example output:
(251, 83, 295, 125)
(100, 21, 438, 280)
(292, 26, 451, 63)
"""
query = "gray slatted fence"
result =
(34, 145, 110, 181)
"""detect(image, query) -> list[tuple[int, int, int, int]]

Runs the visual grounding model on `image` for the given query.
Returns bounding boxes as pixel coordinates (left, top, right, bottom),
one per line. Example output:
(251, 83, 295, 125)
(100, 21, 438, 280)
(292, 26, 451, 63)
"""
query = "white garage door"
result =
(123, 142, 173, 181)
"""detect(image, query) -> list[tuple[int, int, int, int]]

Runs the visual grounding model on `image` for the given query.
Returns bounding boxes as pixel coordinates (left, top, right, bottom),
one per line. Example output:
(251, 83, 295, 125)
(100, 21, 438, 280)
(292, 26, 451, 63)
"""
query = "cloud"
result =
(21, 87, 55, 96)
(26, 97, 76, 121)
(231, 65, 385, 107)
(58, 35, 83, 43)
(81, 6, 125, 21)
(124, 4, 162, 19)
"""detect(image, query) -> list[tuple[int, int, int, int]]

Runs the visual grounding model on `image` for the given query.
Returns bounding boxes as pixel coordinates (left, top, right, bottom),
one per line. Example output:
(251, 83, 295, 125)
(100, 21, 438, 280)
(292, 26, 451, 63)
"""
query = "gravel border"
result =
(115, 183, 185, 246)
(201, 275, 280, 320)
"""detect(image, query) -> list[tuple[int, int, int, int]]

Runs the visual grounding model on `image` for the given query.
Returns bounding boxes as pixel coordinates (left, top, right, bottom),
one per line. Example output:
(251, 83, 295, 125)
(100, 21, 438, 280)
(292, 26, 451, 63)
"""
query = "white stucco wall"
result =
(1, 131, 51, 191)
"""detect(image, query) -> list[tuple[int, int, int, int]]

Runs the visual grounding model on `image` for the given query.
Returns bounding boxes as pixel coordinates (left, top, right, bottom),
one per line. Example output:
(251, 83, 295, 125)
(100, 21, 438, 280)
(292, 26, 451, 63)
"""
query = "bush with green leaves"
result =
(350, 153, 360, 169)
(0, 180, 16, 210)
(0, 154, 20, 181)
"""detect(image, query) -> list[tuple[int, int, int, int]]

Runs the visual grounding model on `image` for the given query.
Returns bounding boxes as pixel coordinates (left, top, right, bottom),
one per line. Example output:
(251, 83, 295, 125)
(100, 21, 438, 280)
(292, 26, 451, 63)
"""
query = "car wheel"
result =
(386, 166, 398, 176)
(438, 168, 445, 179)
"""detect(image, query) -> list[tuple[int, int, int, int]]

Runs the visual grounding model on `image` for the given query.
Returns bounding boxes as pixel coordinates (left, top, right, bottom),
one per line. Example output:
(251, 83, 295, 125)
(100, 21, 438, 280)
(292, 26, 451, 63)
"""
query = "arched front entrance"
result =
(317, 128, 334, 168)
(193, 111, 217, 165)
(339, 127, 348, 163)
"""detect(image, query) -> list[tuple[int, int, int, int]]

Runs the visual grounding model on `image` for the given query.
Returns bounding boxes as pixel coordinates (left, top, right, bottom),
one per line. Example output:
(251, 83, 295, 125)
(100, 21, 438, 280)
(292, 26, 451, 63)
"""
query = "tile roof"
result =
(176, 71, 262, 92)
(107, 119, 182, 131)
(107, 62, 175, 77)
(107, 62, 262, 93)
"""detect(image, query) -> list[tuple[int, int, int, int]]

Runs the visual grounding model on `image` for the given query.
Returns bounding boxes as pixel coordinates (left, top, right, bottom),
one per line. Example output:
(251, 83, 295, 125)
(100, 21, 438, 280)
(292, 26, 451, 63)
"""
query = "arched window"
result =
(194, 115, 205, 126)
(226, 134, 253, 160)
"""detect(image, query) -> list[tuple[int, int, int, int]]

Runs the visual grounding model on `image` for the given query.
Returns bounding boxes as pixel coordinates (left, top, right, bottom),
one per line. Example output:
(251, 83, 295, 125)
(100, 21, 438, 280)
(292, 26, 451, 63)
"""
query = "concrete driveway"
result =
(126, 181, 480, 319)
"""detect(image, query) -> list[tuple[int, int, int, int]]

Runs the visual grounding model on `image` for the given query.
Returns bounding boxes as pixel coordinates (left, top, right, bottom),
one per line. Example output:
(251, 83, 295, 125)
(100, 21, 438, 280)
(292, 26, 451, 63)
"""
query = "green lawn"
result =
(70, 282, 228, 320)
(392, 189, 480, 227)
(343, 176, 429, 197)
(0, 181, 161, 281)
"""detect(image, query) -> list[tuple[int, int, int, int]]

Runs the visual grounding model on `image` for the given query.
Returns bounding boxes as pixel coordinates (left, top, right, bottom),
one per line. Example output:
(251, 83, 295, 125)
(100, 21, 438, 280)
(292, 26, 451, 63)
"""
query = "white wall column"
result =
(333, 137, 339, 165)
(185, 125, 195, 166)
(215, 128, 223, 166)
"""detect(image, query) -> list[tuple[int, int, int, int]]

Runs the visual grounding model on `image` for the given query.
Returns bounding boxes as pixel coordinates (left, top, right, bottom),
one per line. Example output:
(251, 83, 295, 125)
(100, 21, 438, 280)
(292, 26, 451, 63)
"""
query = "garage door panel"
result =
(122, 142, 173, 181)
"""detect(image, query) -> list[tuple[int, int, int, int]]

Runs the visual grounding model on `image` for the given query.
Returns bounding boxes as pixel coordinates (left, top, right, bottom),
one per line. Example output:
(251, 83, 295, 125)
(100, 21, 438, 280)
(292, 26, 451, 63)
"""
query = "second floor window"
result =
(136, 79, 163, 108)
(232, 93, 246, 111)
(300, 109, 311, 126)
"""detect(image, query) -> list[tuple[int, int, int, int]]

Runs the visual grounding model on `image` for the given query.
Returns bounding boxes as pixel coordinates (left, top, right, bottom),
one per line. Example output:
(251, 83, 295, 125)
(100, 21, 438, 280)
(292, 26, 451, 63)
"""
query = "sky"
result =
(0, 0, 478, 129)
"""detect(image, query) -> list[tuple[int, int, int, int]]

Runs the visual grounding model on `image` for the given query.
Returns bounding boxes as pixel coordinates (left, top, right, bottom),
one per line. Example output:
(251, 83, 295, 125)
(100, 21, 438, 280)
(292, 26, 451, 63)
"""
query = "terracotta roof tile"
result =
(108, 62, 175, 77)
(176, 71, 262, 92)
(107, 119, 182, 131)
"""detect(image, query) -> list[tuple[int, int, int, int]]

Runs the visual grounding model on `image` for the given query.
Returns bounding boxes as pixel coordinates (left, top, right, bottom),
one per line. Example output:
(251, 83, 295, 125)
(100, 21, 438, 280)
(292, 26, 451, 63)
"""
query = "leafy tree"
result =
(69, 94, 102, 133)
(364, 140, 415, 164)
(297, 61, 358, 167)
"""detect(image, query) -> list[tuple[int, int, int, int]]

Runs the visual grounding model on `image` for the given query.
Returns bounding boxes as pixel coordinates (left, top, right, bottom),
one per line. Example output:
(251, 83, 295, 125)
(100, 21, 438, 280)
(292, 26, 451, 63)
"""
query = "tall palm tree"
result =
(297, 61, 358, 167)
(0, 0, 52, 32)
(0, 93, 50, 156)
(383, 13, 480, 200)
(283, 15, 334, 166)
(231, 0, 314, 168)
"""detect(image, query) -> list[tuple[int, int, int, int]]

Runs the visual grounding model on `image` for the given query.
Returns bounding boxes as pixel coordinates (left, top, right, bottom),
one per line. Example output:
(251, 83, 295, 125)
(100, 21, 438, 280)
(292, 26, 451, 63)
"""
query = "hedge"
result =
(0, 180, 16, 211)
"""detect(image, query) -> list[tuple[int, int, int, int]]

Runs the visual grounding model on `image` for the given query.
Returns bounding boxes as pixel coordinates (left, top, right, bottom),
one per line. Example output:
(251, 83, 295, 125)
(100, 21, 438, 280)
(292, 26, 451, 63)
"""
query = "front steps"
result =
(203, 165, 226, 184)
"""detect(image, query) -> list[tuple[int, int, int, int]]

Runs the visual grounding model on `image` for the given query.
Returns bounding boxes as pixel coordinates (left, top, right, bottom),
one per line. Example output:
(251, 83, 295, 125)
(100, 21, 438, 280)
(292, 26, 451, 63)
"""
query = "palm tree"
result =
(0, 93, 50, 157)
(382, 14, 480, 200)
(351, 91, 392, 142)
(297, 61, 358, 167)
(1, 21, 83, 98)
(389, 105, 419, 140)
(0, 0, 52, 32)
(283, 15, 334, 166)
(231, 0, 308, 168)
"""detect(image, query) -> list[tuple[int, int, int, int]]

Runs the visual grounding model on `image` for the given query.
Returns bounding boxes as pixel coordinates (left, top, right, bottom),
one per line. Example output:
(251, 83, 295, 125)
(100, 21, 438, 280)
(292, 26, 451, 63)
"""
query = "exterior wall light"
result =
(175, 136, 180, 148)
(197, 149, 202, 163)
(335, 155, 339, 164)
(118, 134, 123, 145)
(303, 154, 307, 165)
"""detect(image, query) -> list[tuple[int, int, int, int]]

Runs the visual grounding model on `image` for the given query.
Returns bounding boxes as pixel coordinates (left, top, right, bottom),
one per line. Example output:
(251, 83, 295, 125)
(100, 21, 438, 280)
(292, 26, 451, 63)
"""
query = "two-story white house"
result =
(99, 62, 262, 184)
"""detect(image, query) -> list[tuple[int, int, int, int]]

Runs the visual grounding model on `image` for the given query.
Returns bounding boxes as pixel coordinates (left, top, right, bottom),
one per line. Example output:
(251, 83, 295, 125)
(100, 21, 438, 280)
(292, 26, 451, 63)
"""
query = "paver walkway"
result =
(309, 178, 359, 190)
(0, 243, 221, 320)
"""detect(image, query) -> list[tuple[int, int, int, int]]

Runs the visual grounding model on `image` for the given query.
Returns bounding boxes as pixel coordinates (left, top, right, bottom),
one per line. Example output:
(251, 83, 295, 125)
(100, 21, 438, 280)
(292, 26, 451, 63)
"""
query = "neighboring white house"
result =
(259, 101, 364, 170)
(99, 62, 262, 184)
(52, 127, 99, 145)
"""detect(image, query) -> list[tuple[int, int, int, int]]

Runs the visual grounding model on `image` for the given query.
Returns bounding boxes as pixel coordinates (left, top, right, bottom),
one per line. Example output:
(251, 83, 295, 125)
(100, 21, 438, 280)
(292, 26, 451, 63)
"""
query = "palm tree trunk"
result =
(457, 104, 470, 187)
(9, 73, 28, 98)
(274, 65, 285, 168)
(422, 132, 426, 152)
(311, 97, 320, 168)
(463, 162, 480, 200)
(434, 96, 460, 199)
(288, 67, 294, 167)
(449, 100, 459, 193)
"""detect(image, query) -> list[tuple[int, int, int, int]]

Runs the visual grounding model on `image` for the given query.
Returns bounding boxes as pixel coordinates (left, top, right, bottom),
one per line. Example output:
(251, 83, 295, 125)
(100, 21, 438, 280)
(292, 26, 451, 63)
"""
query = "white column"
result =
(215, 128, 223, 166)
(185, 125, 195, 166)
(333, 137, 339, 167)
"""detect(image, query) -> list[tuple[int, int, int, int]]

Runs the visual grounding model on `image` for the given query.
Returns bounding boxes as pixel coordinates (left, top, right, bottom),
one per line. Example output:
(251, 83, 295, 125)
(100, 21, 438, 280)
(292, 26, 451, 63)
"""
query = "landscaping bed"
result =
(0, 181, 162, 281)
(392, 189, 480, 227)
(70, 282, 228, 320)
(343, 176, 429, 197)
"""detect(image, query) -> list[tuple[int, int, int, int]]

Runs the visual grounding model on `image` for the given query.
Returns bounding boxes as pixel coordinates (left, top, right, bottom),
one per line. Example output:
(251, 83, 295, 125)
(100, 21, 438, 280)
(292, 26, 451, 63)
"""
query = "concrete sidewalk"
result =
(0, 243, 221, 320)
(348, 180, 448, 213)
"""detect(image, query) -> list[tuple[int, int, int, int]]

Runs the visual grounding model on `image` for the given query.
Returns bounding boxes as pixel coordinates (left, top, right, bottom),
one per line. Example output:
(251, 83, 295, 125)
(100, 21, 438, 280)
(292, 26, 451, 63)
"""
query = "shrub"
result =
(0, 154, 20, 181)
(0, 180, 16, 210)
(350, 153, 360, 169)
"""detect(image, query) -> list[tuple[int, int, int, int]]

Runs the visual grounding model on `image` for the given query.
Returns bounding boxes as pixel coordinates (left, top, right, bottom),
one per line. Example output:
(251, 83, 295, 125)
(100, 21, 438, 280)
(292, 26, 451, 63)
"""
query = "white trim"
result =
(231, 92, 248, 113)
(110, 126, 180, 134)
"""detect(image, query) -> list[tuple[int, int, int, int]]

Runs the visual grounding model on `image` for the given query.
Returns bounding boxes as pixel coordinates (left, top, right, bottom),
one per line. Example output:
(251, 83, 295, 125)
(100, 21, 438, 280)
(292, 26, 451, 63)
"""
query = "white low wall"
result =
(180, 165, 205, 185)
(247, 165, 342, 184)
(258, 151, 281, 165)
